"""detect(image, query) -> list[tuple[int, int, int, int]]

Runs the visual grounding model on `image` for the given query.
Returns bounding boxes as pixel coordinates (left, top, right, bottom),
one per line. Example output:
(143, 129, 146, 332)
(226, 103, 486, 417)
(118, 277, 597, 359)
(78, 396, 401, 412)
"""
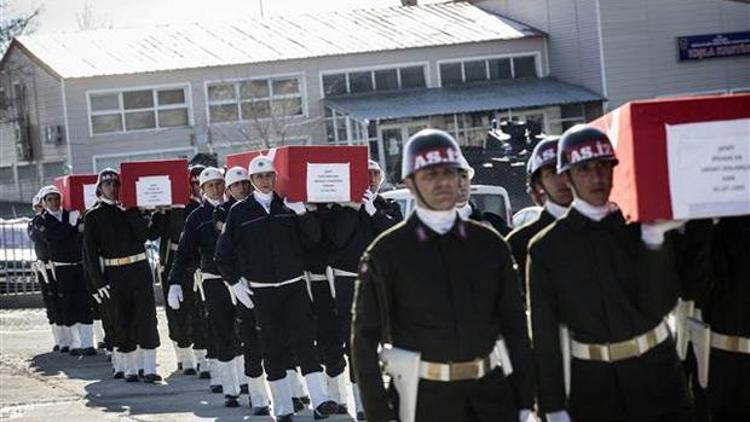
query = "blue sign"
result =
(677, 31, 750, 61)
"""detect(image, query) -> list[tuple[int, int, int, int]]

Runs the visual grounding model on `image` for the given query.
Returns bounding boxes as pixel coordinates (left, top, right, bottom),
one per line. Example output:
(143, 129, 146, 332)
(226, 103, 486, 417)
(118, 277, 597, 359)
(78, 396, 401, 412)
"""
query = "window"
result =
(439, 55, 538, 86)
(513, 56, 537, 78)
(321, 64, 427, 97)
(439, 63, 462, 86)
(88, 86, 190, 135)
(207, 75, 304, 124)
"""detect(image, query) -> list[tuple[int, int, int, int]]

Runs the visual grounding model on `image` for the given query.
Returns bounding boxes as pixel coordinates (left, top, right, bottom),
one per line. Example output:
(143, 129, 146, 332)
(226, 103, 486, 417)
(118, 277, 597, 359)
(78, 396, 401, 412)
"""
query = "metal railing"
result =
(0, 217, 39, 295)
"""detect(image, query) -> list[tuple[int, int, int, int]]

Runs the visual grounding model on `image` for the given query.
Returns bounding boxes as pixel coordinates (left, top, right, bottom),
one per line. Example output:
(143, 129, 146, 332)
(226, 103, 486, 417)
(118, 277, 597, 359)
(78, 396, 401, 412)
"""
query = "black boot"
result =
(112, 371, 124, 379)
(82, 347, 97, 356)
(69, 348, 83, 356)
(177, 362, 183, 371)
(224, 395, 239, 408)
(292, 397, 305, 412)
(125, 374, 139, 382)
(356, 411, 366, 421)
(277, 414, 294, 422)
(52, 345, 60, 352)
(60, 346, 70, 353)
(183, 368, 197, 376)
(240, 384, 248, 394)
(143, 373, 162, 383)
(335, 403, 349, 415)
(210, 384, 223, 394)
(313, 401, 338, 420)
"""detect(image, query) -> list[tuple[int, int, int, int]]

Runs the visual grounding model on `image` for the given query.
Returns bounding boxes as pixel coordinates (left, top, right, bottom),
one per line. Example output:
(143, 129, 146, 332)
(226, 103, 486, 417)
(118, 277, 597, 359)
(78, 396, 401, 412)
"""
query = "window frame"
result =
(436, 52, 542, 87)
(318, 61, 430, 98)
(86, 83, 193, 137)
(204, 72, 307, 126)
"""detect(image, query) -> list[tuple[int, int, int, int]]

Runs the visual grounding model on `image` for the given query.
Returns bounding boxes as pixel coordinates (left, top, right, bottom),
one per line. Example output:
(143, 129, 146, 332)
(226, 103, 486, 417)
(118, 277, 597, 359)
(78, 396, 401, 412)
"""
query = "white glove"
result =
(68, 210, 81, 226)
(96, 285, 111, 301)
(284, 198, 307, 215)
(92, 292, 102, 304)
(546, 410, 571, 422)
(518, 409, 536, 422)
(362, 189, 377, 216)
(641, 220, 686, 248)
(167, 284, 183, 310)
(230, 280, 255, 309)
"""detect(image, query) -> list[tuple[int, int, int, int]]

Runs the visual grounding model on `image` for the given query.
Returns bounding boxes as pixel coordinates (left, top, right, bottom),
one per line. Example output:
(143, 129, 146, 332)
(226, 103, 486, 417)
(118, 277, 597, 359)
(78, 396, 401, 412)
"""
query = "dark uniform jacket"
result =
(468, 201, 512, 237)
(38, 210, 83, 263)
(327, 195, 402, 273)
(506, 209, 555, 302)
(703, 216, 750, 414)
(213, 197, 235, 228)
(215, 192, 320, 286)
(168, 200, 221, 286)
(83, 202, 150, 289)
(527, 207, 688, 420)
(304, 205, 335, 275)
(28, 215, 49, 262)
(149, 199, 201, 268)
(352, 214, 535, 421)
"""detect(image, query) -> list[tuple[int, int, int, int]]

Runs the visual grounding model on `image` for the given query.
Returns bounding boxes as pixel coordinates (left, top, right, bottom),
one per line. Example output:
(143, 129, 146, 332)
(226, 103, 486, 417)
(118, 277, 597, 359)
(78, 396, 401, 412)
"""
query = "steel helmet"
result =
(368, 159, 382, 172)
(198, 167, 224, 187)
(39, 185, 62, 200)
(32, 192, 42, 207)
(458, 154, 475, 180)
(528, 137, 560, 178)
(225, 166, 249, 188)
(401, 129, 462, 180)
(97, 168, 120, 187)
(557, 124, 618, 174)
(248, 155, 276, 176)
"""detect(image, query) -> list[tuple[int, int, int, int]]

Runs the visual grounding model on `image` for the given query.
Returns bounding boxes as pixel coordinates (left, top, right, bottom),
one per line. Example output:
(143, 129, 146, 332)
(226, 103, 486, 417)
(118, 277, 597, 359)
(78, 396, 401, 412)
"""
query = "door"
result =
(378, 121, 429, 182)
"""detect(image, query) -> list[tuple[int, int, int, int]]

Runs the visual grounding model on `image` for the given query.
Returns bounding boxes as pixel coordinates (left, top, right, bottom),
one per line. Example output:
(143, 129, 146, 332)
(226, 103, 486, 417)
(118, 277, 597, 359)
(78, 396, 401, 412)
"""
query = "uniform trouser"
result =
(104, 261, 160, 353)
(236, 305, 264, 378)
(707, 349, 750, 419)
(97, 299, 116, 350)
(191, 282, 211, 351)
(161, 266, 193, 348)
(252, 281, 323, 381)
(55, 265, 93, 326)
(310, 279, 346, 377)
(38, 270, 61, 325)
(334, 275, 357, 382)
(203, 279, 241, 362)
(412, 369, 518, 421)
(682, 345, 709, 422)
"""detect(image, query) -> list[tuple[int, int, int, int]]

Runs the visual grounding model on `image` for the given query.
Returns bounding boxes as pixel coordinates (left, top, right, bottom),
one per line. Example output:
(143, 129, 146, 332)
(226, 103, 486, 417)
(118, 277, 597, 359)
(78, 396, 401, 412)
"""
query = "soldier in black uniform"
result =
(215, 155, 337, 421)
(149, 164, 205, 375)
(702, 215, 750, 420)
(83, 168, 161, 383)
(352, 129, 535, 422)
(455, 156, 512, 236)
(527, 125, 691, 422)
(211, 165, 271, 413)
(169, 167, 248, 407)
(506, 137, 572, 302)
(37, 185, 96, 356)
(326, 158, 402, 419)
(28, 191, 64, 351)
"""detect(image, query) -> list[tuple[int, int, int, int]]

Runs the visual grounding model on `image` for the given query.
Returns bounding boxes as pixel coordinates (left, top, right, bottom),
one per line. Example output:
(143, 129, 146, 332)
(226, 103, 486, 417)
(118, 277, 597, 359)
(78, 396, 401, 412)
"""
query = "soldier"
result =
(211, 165, 272, 413)
(36, 185, 96, 356)
(83, 168, 161, 383)
(28, 191, 64, 352)
(506, 137, 572, 302)
(527, 125, 691, 422)
(702, 215, 750, 420)
(455, 156, 511, 236)
(326, 158, 402, 419)
(148, 164, 206, 375)
(352, 129, 535, 422)
(215, 155, 337, 421)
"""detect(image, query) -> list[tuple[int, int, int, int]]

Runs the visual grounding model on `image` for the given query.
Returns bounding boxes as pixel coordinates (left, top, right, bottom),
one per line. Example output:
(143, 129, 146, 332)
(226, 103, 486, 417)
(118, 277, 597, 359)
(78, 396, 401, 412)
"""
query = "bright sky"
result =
(7, 0, 445, 34)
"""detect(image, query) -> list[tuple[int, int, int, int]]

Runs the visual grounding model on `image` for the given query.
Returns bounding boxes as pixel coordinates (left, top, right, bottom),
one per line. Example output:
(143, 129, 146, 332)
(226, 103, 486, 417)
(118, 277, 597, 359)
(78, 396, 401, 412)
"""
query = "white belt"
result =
(711, 332, 750, 354)
(248, 275, 304, 289)
(332, 268, 358, 277)
(49, 261, 81, 267)
(201, 272, 222, 281)
(571, 321, 670, 362)
(169, 243, 179, 251)
(418, 338, 511, 382)
(307, 273, 328, 282)
(103, 253, 147, 267)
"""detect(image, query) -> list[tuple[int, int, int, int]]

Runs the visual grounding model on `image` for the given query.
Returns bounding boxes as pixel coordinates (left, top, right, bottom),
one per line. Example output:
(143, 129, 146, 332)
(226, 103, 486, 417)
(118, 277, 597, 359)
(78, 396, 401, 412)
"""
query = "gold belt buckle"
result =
(450, 360, 479, 381)
(725, 335, 740, 352)
(609, 339, 639, 361)
(588, 345, 607, 361)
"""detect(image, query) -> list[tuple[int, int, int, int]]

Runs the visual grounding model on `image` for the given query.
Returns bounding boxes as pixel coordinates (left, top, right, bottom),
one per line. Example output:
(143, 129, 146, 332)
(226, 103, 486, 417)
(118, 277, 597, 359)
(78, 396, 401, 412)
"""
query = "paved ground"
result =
(0, 308, 357, 421)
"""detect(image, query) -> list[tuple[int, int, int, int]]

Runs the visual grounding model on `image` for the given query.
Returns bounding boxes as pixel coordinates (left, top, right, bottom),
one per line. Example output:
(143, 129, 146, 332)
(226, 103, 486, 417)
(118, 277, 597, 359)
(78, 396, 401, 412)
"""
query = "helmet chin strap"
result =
(411, 178, 440, 211)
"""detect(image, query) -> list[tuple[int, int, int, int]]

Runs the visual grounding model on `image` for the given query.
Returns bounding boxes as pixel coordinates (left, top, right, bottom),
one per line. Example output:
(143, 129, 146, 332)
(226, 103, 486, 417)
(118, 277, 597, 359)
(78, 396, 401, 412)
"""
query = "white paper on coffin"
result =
(83, 184, 98, 209)
(666, 118, 750, 219)
(306, 163, 351, 202)
(135, 175, 173, 208)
